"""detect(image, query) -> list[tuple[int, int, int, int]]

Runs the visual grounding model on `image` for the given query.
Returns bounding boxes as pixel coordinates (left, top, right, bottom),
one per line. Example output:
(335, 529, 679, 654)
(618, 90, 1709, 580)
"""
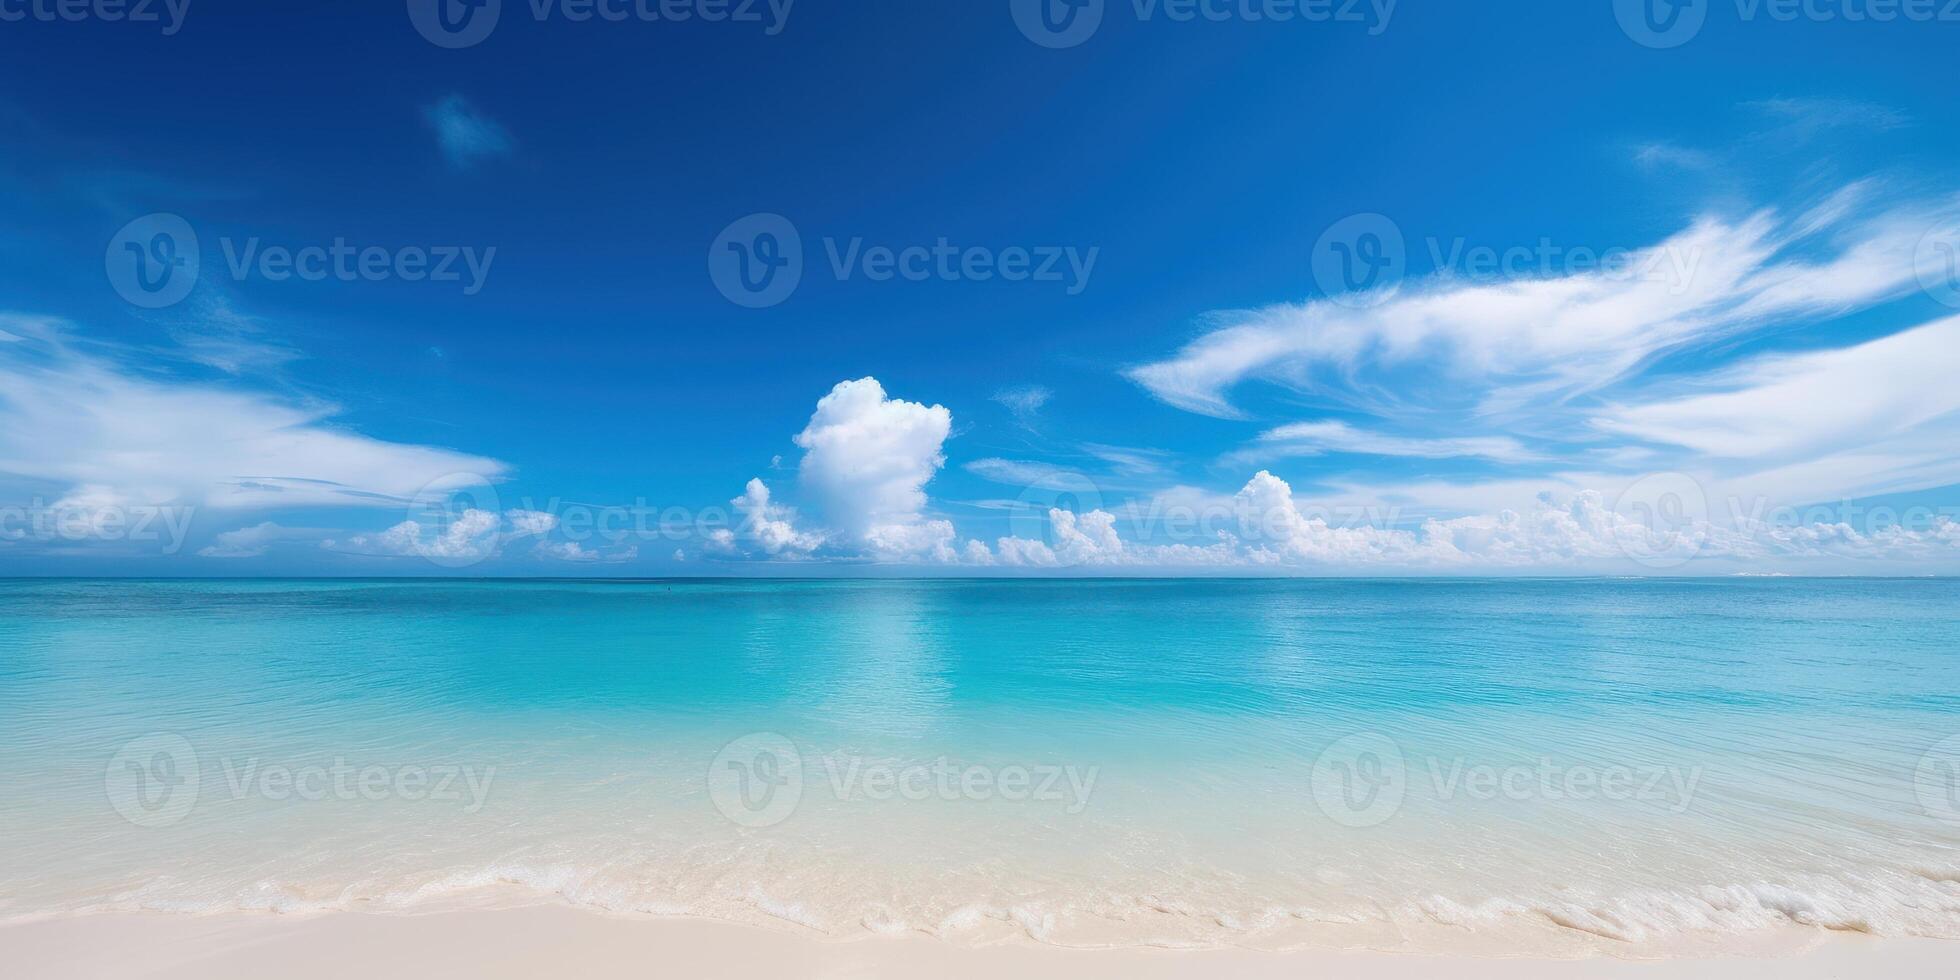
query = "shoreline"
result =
(4, 906, 1954, 979)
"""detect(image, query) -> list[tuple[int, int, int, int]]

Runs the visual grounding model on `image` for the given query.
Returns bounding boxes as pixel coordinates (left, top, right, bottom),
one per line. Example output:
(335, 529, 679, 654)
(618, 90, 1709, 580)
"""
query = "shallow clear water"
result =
(2, 578, 1958, 952)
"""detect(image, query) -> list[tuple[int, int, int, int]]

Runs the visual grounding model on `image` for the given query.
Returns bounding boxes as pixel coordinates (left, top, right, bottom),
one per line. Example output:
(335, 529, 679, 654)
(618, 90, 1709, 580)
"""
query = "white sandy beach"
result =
(4, 907, 1954, 980)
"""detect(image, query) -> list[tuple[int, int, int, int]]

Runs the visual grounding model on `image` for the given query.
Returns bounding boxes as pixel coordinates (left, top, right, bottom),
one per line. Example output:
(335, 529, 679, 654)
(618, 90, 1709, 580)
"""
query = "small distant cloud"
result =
(533, 539, 597, 562)
(199, 522, 326, 559)
(0, 313, 60, 342)
(1080, 443, 1172, 478)
(505, 509, 558, 537)
(424, 95, 514, 170)
(1789, 179, 1872, 237)
(1745, 97, 1909, 137)
(1633, 142, 1714, 171)
(991, 385, 1051, 428)
(535, 539, 637, 563)
(162, 293, 302, 375)
(964, 457, 1083, 489)
(1241, 420, 1539, 465)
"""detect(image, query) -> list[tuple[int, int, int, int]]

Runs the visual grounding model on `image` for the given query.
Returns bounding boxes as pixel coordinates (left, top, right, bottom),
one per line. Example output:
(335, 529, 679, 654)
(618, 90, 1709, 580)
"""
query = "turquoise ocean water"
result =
(2, 578, 1958, 953)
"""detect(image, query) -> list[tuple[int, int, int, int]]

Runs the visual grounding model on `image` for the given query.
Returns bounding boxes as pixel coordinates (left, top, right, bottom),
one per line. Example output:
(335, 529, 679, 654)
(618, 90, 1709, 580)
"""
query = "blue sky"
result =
(3, 1, 1959, 575)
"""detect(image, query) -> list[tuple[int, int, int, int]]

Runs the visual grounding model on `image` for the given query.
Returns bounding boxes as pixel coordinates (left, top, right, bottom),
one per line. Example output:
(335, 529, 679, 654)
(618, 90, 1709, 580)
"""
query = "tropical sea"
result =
(1, 578, 1957, 955)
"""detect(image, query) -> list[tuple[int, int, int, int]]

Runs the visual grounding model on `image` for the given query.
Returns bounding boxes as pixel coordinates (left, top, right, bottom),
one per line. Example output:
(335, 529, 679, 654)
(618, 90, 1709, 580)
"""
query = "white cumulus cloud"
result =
(731, 477, 824, 557)
(337, 508, 503, 562)
(793, 376, 960, 560)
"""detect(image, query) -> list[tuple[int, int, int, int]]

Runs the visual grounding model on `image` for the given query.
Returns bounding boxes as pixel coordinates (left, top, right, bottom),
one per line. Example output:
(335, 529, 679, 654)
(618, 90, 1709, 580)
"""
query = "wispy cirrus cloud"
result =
(1633, 142, 1715, 171)
(1080, 443, 1172, 478)
(1595, 315, 1960, 506)
(1241, 420, 1539, 465)
(1601, 317, 1960, 463)
(424, 95, 514, 170)
(1103, 170, 1960, 571)
(964, 457, 1084, 490)
(991, 384, 1052, 428)
(1128, 191, 1954, 422)
(1744, 96, 1910, 137)
(0, 315, 507, 511)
